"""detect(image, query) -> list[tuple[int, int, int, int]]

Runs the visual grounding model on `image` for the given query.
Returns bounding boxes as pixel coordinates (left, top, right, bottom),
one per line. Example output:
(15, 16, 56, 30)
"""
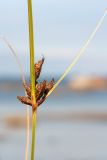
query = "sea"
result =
(0, 81, 107, 160)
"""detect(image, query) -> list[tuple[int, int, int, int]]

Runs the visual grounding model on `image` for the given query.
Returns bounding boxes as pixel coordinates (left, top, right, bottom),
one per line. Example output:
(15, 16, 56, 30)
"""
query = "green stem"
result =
(31, 109, 37, 160)
(27, 0, 37, 160)
(27, 0, 36, 99)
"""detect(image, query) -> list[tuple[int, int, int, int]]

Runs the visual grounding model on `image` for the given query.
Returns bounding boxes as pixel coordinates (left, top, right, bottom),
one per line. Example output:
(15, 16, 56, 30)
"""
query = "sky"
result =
(0, 0, 107, 78)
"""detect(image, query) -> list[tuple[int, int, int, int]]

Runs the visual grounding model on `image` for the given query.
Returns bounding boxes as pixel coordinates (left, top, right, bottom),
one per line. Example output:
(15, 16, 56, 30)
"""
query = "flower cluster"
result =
(17, 58, 55, 107)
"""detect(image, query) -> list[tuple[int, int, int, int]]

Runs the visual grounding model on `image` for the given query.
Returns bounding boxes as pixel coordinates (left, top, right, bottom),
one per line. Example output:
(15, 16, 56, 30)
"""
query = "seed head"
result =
(17, 58, 55, 108)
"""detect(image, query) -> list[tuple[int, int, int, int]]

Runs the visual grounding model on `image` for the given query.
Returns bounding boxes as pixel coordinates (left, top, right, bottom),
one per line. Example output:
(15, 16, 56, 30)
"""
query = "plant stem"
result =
(27, 0, 37, 160)
(27, 0, 36, 100)
(31, 109, 37, 160)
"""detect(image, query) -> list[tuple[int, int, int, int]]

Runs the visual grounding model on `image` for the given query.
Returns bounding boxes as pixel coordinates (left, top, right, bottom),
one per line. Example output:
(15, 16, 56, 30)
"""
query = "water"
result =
(0, 86, 107, 160)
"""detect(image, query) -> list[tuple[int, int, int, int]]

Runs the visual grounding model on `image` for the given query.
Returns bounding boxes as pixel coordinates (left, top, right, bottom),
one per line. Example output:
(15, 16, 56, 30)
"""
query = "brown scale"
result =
(17, 58, 55, 108)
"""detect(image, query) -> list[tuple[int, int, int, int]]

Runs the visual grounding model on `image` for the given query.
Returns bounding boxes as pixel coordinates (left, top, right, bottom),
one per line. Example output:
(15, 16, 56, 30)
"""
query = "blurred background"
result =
(0, 0, 107, 160)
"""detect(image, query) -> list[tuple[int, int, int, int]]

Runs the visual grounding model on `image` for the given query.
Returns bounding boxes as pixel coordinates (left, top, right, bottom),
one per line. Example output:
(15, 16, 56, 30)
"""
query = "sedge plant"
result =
(17, 4, 107, 160)
(18, 1, 55, 160)
(19, 0, 55, 159)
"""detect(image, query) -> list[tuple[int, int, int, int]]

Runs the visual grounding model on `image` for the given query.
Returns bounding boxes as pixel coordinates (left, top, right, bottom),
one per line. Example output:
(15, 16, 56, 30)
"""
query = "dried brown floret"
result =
(17, 96, 32, 106)
(35, 58, 44, 80)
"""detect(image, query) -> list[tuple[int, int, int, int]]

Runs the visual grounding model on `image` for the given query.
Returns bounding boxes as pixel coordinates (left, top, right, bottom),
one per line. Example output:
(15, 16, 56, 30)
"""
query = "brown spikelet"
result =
(35, 58, 44, 80)
(45, 78, 55, 94)
(17, 96, 32, 106)
(36, 80, 46, 100)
